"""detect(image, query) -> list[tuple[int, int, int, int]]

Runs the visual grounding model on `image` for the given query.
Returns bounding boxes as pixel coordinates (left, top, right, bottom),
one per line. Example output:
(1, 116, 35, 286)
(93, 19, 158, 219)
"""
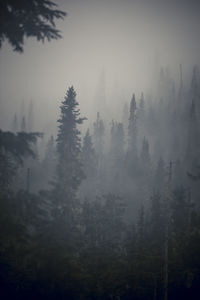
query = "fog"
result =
(1, 1, 200, 299)
(1, 0, 200, 131)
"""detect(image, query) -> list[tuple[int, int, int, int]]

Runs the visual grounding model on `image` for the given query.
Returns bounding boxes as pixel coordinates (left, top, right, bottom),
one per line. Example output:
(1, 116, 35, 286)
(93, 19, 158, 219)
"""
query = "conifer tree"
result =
(54, 86, 85, 216)
(140, 136, 150, 165)
(93, 112, 105, 158)
(190, 65, 200, 111)
(138, 92, 145, 121)
(177, 64, 184, 106)
(186, 99, 200, 168)
(81, 129, 97, 178)
(128, 94, 137, 156)
(109, 121, 125, 192)
(110, 121, 124, 161)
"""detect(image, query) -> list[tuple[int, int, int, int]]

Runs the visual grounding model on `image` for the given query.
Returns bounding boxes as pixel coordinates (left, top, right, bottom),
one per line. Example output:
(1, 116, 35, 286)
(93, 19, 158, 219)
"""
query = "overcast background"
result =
(0, 0, 200, 132)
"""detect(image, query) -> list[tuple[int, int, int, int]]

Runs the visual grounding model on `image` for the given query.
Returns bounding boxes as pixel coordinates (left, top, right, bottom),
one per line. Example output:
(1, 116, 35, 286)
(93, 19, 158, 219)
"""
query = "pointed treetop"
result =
(130, 94, 137, 114)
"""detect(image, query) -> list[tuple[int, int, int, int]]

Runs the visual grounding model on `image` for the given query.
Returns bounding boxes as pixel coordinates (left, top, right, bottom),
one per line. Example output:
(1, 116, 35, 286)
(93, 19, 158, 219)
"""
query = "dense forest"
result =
(0, 62, 200, 299)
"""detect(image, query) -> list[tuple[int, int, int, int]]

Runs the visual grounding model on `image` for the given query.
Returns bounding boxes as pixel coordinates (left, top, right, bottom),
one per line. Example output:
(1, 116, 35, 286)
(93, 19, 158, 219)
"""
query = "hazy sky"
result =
(0, 0, 200, 130)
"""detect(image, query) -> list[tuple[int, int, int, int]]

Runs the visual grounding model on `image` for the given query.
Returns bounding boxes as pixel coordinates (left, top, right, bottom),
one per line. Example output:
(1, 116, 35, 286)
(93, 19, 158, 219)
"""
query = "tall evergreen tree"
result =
(190, 65, 200, 111)
(54, 86, 85, 216)
(177, 64, 184, 107)
(109, 121, 125, 193)
(128, 94, 137, 156)
(186, 99, 200, 168)
(140, 136, 150, 165)
(93, 112, 105, 158)
(110, 121, 124, 161)
(81, 129, 97, 178)
(138, 92, 145, 121)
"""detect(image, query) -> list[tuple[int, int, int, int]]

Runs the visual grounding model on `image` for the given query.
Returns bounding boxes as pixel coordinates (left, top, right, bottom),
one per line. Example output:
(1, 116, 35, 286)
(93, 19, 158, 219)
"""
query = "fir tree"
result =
(93, 112, 105, 158)
(128, 93, 137, 156)
(190, 65, 200, 110)
(54, 86, 85, 216)
(109, 121, 125, 193)
(126, 94, 138, 177)
(110, 121, 125, 161)
(140, 136, 150, 165)
(186, 99, 200, 168)
(81, 129, 97, 178)
(138, 92, 145, 122)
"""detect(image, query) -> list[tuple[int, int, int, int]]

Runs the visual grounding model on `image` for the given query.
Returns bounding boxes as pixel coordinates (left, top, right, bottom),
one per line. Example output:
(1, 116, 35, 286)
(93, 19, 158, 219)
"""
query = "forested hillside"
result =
(1, 65, 200, 299)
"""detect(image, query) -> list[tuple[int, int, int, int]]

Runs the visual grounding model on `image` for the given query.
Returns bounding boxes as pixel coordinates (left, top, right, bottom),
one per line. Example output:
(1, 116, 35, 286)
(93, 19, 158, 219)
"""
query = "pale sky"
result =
(0, 0, 200, 131)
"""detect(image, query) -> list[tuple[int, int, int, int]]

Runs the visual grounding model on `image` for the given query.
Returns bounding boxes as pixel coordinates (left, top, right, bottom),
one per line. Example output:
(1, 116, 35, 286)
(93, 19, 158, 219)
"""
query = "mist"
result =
(1, 0, 200, 130)
(1, 0, 200, 299)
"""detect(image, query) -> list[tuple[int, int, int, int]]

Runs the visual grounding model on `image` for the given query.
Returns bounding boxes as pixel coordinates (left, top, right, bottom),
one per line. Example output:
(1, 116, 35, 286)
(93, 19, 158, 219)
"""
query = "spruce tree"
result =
(93, 112, 105, 160)
(140, 136, 150, 165)
(186, 99, 200, 168)
(126, 94, 138, 177)
(128, 94, 137, 156)
(81, 129, 97, 178)
(109, 121, 125, 193)
(138, 92, 145, 122)
(110, 121, 124, 159)
(54, 86, 85, 216)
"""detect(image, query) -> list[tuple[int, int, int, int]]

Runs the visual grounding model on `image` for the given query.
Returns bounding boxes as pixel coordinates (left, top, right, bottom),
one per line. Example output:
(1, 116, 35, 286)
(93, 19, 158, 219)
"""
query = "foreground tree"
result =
(0, 0, 66, 52)
(53, 86, 85, 219)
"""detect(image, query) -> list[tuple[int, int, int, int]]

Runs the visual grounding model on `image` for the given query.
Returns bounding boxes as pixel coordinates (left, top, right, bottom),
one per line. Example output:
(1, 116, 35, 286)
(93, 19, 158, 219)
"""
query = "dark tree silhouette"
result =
(54, 86, 85, 217)
(0, 0, 66, 52)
